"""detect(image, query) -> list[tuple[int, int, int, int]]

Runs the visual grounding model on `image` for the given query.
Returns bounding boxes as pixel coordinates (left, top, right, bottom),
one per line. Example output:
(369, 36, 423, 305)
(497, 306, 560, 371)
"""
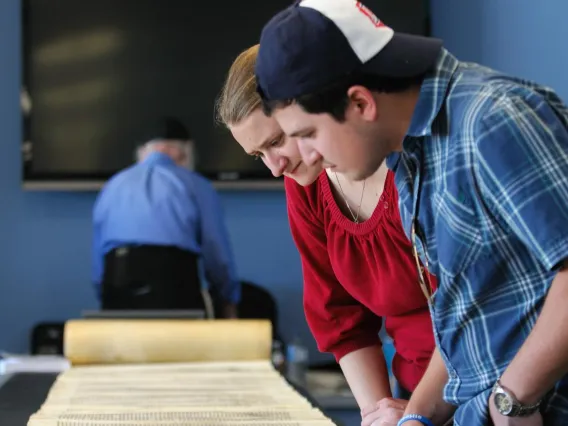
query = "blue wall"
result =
(1, 0, 567, 357)
(430, 0, 568, 102)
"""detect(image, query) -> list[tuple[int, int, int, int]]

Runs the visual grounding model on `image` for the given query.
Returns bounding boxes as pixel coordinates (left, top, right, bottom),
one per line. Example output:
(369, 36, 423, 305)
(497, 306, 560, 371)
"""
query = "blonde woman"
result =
(216, 45, 436, 426)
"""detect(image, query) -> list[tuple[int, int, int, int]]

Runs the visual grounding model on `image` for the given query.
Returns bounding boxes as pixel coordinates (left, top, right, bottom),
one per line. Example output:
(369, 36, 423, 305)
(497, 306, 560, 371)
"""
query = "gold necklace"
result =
(334, 172, 366, 223)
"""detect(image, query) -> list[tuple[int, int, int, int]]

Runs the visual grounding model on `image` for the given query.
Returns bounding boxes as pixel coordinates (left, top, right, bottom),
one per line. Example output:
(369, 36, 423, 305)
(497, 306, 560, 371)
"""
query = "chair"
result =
(237, 281, 283, 344)
(30, 322, 65, 355)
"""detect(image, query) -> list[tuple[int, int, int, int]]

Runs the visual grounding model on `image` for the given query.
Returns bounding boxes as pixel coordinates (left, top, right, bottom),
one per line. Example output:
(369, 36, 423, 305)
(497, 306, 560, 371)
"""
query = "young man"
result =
(254, 0, 568, 425)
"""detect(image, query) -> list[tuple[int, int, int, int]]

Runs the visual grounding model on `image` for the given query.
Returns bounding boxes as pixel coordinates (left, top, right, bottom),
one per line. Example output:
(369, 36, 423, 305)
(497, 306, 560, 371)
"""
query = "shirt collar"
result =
(406, 48, 460, 137)
(143, 151, 175, 166)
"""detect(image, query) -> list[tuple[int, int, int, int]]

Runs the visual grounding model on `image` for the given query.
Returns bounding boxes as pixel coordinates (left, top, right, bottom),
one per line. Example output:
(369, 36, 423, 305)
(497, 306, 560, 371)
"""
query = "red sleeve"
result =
(285, 177, 381, 361)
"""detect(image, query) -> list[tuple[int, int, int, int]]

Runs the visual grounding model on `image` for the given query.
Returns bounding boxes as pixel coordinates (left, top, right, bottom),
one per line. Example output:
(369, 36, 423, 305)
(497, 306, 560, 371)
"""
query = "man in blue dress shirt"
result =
(92, 117, 241, 318)
(253, 0, 568, 425)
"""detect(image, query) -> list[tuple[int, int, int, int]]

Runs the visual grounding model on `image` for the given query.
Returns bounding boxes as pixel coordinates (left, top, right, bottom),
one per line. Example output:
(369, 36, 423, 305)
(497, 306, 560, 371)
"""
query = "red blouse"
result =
(285, 171, 436, 392)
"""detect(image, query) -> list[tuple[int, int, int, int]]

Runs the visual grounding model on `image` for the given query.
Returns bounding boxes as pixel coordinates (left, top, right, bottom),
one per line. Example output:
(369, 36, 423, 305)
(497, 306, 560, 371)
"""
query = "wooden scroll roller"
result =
(63, 319, 272, 366)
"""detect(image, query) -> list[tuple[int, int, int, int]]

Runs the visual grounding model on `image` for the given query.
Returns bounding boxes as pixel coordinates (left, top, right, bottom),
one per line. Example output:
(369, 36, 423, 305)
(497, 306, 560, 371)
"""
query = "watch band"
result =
(492, 380, 542, 417)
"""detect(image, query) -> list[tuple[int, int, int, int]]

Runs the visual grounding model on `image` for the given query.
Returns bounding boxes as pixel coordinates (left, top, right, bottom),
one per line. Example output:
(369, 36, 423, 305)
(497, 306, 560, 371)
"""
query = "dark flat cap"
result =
(146, 116, 191, 141)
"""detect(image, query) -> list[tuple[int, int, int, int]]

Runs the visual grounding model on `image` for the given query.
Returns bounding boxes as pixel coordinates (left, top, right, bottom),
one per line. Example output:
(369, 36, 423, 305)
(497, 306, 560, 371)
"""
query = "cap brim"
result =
(362, 33, 443, 78)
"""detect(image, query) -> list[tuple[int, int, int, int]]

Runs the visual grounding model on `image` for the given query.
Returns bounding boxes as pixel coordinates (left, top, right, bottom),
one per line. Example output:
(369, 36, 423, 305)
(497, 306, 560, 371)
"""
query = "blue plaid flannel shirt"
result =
(386, 49, 568, 425)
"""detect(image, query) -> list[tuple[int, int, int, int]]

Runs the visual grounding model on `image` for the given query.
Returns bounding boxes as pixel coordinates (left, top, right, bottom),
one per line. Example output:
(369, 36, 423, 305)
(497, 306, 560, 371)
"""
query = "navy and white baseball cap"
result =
(255, 0, 443, 101)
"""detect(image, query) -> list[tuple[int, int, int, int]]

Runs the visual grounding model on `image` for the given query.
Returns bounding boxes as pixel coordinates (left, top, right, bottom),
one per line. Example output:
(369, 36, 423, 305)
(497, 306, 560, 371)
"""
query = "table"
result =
(308, 388, 360, 426)
(0, 373, 57, 426)
(0, 372, 345, 426)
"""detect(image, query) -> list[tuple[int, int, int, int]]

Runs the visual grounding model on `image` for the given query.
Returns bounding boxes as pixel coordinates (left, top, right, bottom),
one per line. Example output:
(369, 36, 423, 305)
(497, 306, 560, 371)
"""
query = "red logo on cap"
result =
(356, 2, 386, 28)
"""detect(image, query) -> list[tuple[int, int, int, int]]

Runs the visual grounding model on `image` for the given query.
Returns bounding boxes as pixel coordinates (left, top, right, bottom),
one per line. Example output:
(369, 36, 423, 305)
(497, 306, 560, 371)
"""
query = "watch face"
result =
(494, 392, 513, 416)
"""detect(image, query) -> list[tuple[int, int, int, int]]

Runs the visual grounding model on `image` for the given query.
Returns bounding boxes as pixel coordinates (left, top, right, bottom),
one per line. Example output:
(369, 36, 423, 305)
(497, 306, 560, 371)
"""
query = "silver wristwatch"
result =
(491, 380, 541, 417)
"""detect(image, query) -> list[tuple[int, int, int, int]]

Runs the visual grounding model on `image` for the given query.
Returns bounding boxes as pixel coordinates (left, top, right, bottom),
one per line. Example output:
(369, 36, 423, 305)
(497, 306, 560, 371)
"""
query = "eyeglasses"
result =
(411, 218, 435, 303)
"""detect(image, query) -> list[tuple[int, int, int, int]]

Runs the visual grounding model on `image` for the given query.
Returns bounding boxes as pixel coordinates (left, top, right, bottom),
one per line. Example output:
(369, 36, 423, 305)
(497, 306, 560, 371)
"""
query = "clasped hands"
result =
(361, 397, 408, 426)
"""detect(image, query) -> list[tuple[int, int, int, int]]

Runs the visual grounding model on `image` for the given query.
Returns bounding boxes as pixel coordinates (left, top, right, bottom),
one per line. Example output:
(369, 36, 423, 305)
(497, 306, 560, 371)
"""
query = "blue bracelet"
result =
(397, 414, 435, 426)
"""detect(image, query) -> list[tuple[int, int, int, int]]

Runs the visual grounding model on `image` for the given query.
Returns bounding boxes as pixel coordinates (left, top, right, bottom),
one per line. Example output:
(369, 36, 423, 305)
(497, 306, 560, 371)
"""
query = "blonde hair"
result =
(216, 45, 261, 127)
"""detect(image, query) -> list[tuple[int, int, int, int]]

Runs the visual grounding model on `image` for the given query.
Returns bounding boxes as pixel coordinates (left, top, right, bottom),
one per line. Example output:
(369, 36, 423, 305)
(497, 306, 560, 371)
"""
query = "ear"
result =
(346, 85, 378, 122)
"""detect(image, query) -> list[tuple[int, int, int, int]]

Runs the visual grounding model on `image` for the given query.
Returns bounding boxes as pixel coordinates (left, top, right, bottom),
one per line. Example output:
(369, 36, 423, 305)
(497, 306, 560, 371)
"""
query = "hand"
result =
(489, 397, 543, 426)
(361, 397, 408, 426)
